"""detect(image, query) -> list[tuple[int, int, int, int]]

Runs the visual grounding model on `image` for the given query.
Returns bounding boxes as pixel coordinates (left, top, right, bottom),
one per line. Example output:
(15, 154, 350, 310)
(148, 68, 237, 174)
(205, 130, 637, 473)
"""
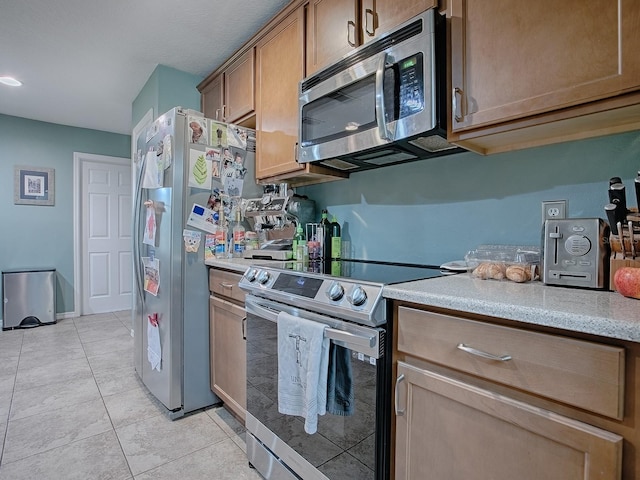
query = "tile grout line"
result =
(0, 330, 24, 467)
(73, 312, 136, 480)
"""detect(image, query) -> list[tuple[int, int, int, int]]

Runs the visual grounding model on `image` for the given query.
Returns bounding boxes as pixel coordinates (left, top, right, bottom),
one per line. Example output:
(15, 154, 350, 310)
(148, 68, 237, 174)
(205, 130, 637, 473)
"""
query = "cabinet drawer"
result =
(397, 306, 625, 419)
(209, 268, 245, 303)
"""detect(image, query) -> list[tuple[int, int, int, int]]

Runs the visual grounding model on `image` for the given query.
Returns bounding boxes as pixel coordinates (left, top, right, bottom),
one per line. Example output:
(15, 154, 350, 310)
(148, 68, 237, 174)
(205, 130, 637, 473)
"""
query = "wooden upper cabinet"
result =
(306, 0, 359, 75)
(255, 6, 306, 179)
(449, 0, 640, 133)
(306, 0, 437, 76)
(201, 74, 224, 121)
(360, 0, 436, 45)
(200, 48, 255, 123)
(224, 48, 255, 123)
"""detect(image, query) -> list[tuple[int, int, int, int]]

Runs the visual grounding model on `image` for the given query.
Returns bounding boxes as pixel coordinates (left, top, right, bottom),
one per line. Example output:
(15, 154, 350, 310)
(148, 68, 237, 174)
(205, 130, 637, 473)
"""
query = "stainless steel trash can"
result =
(2, 268, 57, 330)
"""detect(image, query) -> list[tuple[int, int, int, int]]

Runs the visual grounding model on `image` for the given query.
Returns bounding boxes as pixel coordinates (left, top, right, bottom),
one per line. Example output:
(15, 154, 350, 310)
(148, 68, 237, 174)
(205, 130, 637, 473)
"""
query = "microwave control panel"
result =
(398, 53, 424, 119)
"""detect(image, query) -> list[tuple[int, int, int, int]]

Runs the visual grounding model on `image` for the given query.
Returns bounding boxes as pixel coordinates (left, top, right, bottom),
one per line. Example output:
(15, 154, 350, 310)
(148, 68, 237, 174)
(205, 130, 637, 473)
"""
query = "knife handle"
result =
(605, 203, 619, 235)
(609, 182, 627, 215)
(618, 221, 626, 259)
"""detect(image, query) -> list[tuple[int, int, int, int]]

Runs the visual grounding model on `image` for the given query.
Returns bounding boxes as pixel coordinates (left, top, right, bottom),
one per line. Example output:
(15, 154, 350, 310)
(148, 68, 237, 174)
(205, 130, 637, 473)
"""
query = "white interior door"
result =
(80, 156, 132, 314)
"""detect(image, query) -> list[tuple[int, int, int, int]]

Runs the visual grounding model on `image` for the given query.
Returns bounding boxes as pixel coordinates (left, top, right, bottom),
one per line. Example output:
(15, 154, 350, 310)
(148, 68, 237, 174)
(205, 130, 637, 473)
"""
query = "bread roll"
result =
(472, 262, 506, 280)
(506, 265, 531, 283)
(487, 263, 506, 280)
(472, 263, 490, 279)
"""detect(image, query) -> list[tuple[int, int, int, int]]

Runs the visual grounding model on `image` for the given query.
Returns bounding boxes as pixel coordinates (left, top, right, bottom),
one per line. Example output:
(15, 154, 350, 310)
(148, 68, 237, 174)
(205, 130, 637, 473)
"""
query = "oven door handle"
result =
(245, 297, 382, 358)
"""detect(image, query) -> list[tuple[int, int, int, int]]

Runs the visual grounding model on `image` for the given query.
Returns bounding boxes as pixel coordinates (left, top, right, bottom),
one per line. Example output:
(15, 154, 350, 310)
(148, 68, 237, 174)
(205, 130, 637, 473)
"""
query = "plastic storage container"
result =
(465, 245, 541, 283)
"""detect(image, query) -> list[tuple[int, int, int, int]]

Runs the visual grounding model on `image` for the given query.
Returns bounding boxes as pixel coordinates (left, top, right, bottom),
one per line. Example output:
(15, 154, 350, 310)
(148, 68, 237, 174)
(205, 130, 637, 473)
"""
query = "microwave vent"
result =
(320, 158, 361, 171)
(363, 151, 417, 166)
(409, 135, 458, 153)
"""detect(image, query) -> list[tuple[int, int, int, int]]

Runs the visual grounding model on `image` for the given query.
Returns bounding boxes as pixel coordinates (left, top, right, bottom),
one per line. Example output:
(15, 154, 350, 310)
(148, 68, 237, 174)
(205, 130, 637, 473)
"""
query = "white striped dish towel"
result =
(277, 311, 329, 434)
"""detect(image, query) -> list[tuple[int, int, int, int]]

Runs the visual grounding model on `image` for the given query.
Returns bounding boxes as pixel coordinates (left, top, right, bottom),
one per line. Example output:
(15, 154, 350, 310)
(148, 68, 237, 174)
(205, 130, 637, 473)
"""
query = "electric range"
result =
(239, 259, 453, 327)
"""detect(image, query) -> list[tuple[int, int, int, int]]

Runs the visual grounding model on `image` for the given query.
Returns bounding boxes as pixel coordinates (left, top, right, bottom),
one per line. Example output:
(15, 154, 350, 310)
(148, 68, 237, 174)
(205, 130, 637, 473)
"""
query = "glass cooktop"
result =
(322, 259, 455, 285)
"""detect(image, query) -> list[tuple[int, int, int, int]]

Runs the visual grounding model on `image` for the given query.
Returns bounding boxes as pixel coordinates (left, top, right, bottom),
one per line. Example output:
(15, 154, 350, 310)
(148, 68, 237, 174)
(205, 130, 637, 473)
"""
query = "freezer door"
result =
(132, 109, 183, 412)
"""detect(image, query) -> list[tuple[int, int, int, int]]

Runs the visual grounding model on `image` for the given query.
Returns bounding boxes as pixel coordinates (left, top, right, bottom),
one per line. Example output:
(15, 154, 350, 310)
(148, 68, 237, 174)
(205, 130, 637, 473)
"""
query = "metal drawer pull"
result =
(219, 282, 234, 289)
(457, 343, 512, 362)
(395, 374, 406, 416)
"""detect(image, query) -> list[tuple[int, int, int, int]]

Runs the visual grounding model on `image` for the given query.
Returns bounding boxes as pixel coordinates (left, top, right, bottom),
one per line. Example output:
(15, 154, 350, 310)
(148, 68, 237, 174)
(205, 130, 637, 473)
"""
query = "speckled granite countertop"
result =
(205, 259, 640, 343)
(384, 275, 640, 343)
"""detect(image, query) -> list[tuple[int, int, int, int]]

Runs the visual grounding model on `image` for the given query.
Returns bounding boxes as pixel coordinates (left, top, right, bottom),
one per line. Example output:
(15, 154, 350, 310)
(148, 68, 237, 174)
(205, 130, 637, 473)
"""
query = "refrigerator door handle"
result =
(133, 153, 147, 305)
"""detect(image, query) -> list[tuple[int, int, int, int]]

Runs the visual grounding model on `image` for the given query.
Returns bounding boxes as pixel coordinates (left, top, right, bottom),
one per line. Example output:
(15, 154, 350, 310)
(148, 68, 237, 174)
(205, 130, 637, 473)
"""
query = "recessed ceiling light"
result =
(0, 76, 22, 87)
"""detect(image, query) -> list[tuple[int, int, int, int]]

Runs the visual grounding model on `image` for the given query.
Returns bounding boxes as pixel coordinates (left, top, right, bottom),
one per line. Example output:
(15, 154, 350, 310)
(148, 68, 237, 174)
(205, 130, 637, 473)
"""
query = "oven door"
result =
(244, 294, 390, 480)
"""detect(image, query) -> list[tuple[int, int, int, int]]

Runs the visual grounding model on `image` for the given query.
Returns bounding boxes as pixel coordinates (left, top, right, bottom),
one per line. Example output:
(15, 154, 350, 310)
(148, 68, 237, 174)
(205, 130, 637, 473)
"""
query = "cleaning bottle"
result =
(292, 225, 305, 253)
(293, 225, 307, 270)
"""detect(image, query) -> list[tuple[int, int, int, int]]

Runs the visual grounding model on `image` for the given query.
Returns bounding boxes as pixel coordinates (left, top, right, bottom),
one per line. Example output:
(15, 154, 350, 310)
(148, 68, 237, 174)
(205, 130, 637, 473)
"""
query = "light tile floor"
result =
(0, 310, 261, 479)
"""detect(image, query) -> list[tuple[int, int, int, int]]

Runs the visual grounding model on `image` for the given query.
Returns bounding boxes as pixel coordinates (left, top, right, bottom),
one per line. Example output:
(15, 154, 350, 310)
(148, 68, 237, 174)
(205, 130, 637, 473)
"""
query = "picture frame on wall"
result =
(13, 166, 55, 206)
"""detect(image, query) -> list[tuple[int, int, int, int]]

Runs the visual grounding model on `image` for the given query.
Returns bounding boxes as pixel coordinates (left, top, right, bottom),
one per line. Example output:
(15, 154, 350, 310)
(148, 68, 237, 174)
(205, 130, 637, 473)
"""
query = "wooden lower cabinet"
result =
(395, 361, 622, 480)
(393, 304, 640, 479)
(209, 268, 246, 421)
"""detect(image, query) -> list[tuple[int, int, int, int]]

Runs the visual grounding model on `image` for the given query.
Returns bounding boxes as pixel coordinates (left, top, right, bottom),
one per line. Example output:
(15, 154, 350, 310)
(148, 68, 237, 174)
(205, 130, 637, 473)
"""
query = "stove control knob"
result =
(348, 285, 367, 307)
(257, 270, 271, 285)
(245, 268, 258, 282)
(326, 282, 344, 301)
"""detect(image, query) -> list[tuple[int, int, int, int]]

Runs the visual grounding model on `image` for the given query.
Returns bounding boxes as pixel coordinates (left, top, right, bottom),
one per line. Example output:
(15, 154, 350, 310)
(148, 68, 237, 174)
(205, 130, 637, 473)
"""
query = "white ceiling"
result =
(0, 0, 290, 135)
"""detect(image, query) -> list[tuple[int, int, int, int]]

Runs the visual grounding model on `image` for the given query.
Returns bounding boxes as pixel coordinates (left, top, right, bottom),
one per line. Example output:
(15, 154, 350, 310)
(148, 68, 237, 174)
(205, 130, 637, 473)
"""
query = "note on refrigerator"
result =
(147, 318, 161, 371)
(142, 257, 160, 296)
(188, 149, 212, 190)
(142, 151, 164, 188)
(143, 206, 156, 246)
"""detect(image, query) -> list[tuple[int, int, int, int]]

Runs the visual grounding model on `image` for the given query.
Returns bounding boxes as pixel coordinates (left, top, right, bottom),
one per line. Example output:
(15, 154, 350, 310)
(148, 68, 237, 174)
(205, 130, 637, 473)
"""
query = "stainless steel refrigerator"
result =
(132, 107, 259, 418)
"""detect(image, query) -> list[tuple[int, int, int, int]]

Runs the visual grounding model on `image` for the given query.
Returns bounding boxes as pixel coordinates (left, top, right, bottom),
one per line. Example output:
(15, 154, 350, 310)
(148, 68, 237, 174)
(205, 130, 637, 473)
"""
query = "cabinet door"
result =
(360, 0, 435, 44)
(224, 48, 255, 123)
(201, 75, 224, 121)
(306, 0, 359, 76)
(395, 361, 622, 480)
(255, 7, 306, 179)
(450, 0, 640, 132)
(210, 296, 246, 421)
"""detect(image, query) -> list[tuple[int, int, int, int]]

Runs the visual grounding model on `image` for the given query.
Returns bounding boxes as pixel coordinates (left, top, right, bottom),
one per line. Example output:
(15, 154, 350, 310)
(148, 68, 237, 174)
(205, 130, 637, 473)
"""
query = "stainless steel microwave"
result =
(297, 9, 462, 173)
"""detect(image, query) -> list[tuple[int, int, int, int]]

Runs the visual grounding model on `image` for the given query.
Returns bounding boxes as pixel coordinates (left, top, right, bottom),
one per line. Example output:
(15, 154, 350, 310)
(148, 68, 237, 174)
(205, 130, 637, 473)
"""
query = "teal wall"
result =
(0, 114, 131, 318)
(132, 65, 203, 126)
(300, 131, 640, 265)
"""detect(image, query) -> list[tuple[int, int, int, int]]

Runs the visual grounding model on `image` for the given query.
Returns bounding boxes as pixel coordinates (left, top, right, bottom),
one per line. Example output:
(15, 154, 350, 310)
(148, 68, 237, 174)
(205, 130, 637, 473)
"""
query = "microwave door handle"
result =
(375, 52, 391, 141)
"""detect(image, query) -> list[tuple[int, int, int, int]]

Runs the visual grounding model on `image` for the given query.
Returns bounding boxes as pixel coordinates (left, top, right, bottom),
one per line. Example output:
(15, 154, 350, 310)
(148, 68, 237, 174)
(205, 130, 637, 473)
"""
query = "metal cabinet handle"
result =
(457, 343, 512, 362)
(364, 8, 376, 37)
(395, 374, 406, 416)
(242, 317, 247, 340)
(452, 87, 464, 123)
(347, 20, 357, 47)
(219, 282, 234, 289)
(216, 105, 227, 122)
